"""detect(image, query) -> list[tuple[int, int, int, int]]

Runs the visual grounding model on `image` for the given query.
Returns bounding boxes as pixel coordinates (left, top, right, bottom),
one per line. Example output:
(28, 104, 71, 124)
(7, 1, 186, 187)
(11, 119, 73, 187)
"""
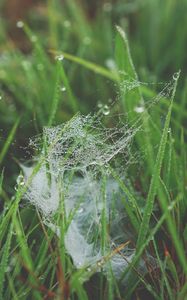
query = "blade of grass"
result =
(115, 25, 155, 170)
(49, 50, 119, 82)
(48, 62, 61, 126)
(0, 118, 20, 165)
(0, 223, 13, 299)
(120, 195, 181, 283)
(136, 71, 180, 250)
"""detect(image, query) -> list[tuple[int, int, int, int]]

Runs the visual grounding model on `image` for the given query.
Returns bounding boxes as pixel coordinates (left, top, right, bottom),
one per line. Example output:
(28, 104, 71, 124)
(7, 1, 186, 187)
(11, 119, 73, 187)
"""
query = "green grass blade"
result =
(58, 61, 78, 113)
(115, 25, 143, 115)
(159, 177, 187, 274)
(0, 224, 13, 298)
(48, 62, 61, 126)
(0, 118, 20, 165)
(50, 50, 119, 82)
(136, 72, 180, 250)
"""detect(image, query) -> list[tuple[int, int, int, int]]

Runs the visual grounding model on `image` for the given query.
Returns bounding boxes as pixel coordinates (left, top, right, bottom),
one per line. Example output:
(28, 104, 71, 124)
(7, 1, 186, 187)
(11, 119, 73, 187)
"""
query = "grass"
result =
(0, 1, 187, 299)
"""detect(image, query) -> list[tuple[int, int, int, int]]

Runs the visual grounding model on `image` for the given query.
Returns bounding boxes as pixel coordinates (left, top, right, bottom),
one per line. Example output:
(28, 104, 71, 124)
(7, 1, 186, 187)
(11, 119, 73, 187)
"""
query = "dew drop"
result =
(173, 71, 180, 81)
(16, 20, 24, 28)
(134, 106, 144, 113)
(61, 86, 66, 92)
(97, 102, 103, 109)
(105, 58, 116, 70)
(78, 207, 84, 214)
(16, 174, 25, 187)
(55, 54, 64, 61)
(31, 35, 37, 43)
(86, 267, 91, 272)
(102, 105, 110, 116)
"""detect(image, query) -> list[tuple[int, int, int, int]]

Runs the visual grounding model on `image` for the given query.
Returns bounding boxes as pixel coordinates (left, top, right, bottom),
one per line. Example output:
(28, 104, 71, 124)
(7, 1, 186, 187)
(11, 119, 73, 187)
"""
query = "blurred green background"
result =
(0, 0, 187, 189)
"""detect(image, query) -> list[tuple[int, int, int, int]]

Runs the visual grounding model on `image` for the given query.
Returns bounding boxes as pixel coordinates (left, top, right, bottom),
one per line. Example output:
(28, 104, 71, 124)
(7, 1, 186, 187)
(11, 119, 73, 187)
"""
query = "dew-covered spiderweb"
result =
(20, 74, 178, 283)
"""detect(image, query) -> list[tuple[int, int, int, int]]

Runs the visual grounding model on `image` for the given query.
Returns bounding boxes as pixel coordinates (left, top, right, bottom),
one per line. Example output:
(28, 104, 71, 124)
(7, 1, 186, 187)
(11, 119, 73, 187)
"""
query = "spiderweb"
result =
(20, 75, 177, 282)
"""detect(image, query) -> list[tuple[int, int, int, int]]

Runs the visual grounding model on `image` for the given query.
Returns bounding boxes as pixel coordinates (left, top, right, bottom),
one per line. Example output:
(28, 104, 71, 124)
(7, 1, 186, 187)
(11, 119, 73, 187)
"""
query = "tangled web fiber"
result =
(22, 111, 156, 281)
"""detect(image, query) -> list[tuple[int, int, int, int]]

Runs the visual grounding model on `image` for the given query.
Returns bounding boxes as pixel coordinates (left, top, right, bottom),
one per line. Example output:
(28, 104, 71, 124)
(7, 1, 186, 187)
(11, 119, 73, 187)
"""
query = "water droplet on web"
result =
(97, 102, 103, 109)
(173, 72, 180, 81)
(61, 86, 66, 92)
(134, 106, 144, 113)
(86, 267, 91, 272)
(168, 128, 171, 133)
(78, 207, 84, 214)
(16, 20, 24, 28)
(102, 105, 110, 116)
(55, 55, 64, 61)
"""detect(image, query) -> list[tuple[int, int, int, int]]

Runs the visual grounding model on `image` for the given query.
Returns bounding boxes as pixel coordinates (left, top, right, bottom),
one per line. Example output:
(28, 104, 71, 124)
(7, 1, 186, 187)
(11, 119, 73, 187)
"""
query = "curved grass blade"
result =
(49, 50, 119, 82)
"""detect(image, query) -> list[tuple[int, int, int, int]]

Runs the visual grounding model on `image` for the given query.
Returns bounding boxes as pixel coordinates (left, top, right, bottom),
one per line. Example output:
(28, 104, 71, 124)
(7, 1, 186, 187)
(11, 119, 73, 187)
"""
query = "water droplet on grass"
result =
(134, 106, 144, 113)
(61, 86, 66, 92)
(97, 102, 103, 109)
(15, 174, 25, 190)
(105, 58, 116, 70)
(55, 54, 64, 61)
(31, 35, 37, 43)
(16, 20, 24, 28)
(102, 105, 110, 115)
